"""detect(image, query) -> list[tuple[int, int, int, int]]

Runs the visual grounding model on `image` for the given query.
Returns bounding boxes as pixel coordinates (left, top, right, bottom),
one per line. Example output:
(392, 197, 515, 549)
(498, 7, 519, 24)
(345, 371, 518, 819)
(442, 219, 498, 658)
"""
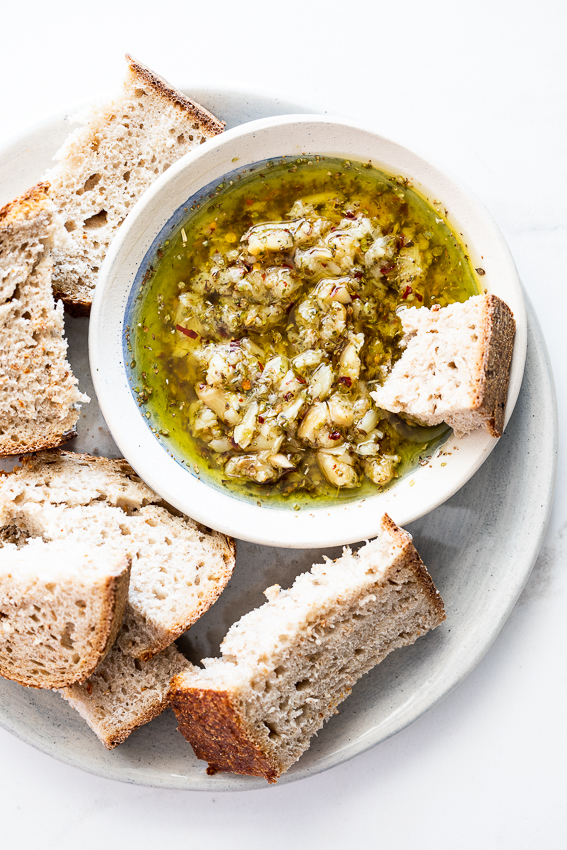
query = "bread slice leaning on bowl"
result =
(44, 54, 225, 315)
(370, 294, 516, 438)
(0, 539, 130, 689)
(170, 514, 445, 783)
(0, 183, 88, 456)
(0, 450, 236, 661)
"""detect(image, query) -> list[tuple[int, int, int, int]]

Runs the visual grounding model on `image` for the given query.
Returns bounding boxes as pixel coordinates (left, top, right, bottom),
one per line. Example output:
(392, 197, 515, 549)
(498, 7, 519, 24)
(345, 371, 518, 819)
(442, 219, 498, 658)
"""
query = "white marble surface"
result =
(0, 1, 565, 846)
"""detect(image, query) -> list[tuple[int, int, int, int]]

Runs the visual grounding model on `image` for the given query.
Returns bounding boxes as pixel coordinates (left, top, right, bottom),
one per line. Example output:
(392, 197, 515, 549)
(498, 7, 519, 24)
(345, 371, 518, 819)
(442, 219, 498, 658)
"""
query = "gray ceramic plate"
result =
(0, 88, 557, 791)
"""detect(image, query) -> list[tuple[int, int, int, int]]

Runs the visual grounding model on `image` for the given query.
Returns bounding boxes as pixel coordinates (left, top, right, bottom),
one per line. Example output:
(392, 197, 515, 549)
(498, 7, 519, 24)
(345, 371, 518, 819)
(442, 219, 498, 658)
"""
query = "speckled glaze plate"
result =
(0, 88, 557, 791)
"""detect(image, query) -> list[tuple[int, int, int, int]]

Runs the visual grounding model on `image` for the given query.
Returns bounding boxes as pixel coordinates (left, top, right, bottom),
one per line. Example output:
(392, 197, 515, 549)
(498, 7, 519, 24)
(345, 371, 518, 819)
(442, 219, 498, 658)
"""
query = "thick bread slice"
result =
(170, 515, 445, 783)
(45, 54, 225, 315)
(0, 538, 129, 689)
(60, 642, 188, 748)
(0, 450, 236, 660)
(0, 183, 88, 456)
(370, 294, 516, 438)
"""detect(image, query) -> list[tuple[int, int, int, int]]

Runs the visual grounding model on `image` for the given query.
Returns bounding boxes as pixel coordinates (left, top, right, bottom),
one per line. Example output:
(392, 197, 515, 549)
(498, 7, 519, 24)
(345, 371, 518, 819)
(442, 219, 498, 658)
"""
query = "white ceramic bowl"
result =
(90, 114, 526, 548)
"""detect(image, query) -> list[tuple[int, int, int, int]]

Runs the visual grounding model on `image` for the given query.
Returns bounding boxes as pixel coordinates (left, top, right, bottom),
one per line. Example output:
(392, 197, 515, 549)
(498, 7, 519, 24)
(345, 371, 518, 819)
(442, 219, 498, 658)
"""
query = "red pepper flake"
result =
(338, 376, 352, 387)
(286, 301, 295, 314)
(344, 211, 356, 220)
(242, 379, 251, 390)
(230, 437, 239, 449)
(402, 286, 413, 300)
(284, 392, 293, 402)
(176, 324, 198, 339)
(398, 233, 406, 249)
(258, 363, 264, 371)
(415, 292, 423, 302)
(380, 263, 396, 275)
(296, 375, 307, 385)
(281, 263, 294, 270)
(258, 415, 265, 424)
(219, 327, 229, 338)
(351, 293, 361, 300)
(329, 431, 342, 440)
(245, 198, 254, 206)
(354, 270, 363, 279)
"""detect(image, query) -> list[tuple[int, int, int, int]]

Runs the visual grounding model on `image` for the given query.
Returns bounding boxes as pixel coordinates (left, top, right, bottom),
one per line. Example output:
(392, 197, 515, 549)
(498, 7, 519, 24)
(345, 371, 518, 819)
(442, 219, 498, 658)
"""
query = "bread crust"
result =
(170, 514, 445, 782)
(125, 54, 225, 136)
(0, 182, 51, 226)
(472, 294, 516, 437)
(170, 685, 280, 782)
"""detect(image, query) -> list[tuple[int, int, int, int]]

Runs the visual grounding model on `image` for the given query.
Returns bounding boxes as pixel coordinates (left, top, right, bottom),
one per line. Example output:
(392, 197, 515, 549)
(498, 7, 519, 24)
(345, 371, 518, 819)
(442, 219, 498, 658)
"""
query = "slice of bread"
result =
(170, 515, 445, 783)
(0, 538, 129, 689)
(370, 294, 516, 438)
(0, 183, 88, 456)
(0, 450, 236, 660)
(60, 641, 188, 748)
(44, 54, 225, 315)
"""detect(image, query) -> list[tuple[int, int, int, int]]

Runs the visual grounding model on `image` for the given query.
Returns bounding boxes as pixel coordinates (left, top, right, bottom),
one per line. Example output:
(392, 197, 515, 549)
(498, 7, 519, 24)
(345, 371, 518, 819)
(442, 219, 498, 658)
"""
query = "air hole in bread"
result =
(188, 135, 194, 142)
(84, 210, 108, 230)
(295, 679, 310, 692)
(83, 173, 101, 192)
(134, 659, 143, 671)
(448, 361, 457, 369)
(471, 334, 478, 341)
(75, 599, 86, 608)
(134, 88, 146, 98)
(30, 614, 39, 623)
(177, 134, 185, 144)
(60, 623, 75, 649)
(123, 170, 131, 183)
(265, 722, 280, 740)
(21, 310, 31, 320)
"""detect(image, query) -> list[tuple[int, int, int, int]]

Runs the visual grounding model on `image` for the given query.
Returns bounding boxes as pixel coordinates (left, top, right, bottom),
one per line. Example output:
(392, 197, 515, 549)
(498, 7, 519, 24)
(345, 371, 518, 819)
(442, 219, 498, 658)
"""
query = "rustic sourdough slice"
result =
(0, 183, 88, 456)
(0, 450, 236, 660)
(170, 514, 445, 783)
(60, 641, 188, 748)
(44, 54, 225, 315)
(0, 538, 129, 688)
(370, 294, 515, 438)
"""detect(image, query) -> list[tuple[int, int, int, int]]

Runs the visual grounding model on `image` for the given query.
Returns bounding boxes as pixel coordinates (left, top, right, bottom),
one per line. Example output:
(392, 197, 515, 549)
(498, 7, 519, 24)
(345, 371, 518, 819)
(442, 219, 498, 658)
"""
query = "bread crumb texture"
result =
(0, 184, 88, 456)
(0, 538, 129, 688)
(170, 514, 445, 782)
(0, 450, 235, 661)
(60, 641, 188, 748)
(370, 294, 515, 437)
(44, 55, 224, 314)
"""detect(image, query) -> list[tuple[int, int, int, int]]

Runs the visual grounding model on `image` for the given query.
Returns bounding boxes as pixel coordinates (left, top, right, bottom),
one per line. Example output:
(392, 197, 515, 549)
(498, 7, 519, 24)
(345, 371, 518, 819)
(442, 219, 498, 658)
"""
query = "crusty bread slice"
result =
(0, 450, 236, 660)
(60, 641, 188, 748)
(170, 515, 445, 783)
(370, 294, 515, 438)
(0, 538, 129, 689)
(44, 54, 225, 315)
(0, 183, 88, 456)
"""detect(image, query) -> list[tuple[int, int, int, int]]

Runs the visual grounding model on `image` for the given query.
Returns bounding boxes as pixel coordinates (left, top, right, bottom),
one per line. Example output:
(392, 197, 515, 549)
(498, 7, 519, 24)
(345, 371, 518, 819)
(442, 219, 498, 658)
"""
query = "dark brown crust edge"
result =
(170, 514, 445, 783)
(170, 686, 280, 783)
(476, 294, 516, 438)
(125, 54, 225, 136)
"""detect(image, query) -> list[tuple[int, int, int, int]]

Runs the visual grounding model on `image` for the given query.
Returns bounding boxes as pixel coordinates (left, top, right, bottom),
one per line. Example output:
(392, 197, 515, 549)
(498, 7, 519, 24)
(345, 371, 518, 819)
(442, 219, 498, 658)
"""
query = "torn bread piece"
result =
(0, 183, 88, 456)
(44, 54, 225, 315)
(170, 514, 445, 783)
(0, 538, 129, 689)
(370, 294, 515, 438)
(0, 450, 236, 660)
(60, 642, 188, 748)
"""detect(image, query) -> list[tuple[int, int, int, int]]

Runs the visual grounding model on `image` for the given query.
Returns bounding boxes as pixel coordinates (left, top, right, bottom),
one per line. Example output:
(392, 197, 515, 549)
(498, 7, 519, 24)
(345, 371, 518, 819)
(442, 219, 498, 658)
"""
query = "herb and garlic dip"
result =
(129, 156, 479, 508)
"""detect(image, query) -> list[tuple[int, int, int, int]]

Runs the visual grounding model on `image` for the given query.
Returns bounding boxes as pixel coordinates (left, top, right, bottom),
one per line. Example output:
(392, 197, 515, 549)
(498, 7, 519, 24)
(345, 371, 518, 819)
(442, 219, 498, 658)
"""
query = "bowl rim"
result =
(89, 113, 526, 548)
